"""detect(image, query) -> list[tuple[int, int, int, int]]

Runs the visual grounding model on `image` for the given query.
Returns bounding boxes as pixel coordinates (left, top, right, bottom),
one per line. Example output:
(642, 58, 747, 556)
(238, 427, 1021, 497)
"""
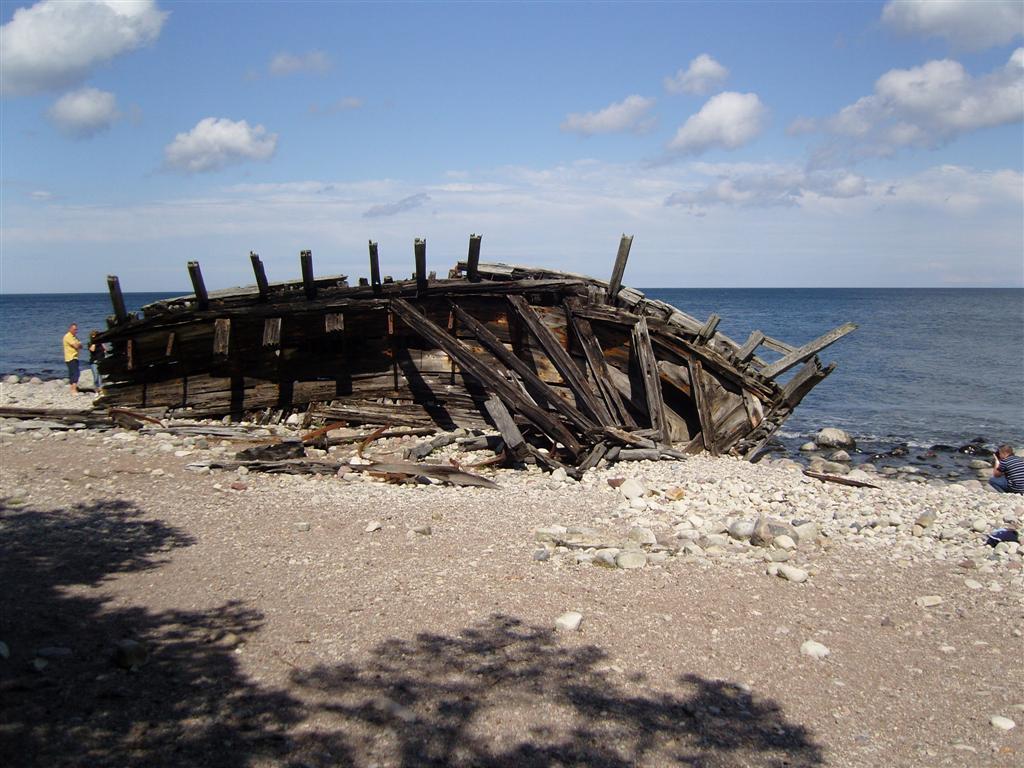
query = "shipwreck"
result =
(94, 235, 855, 472)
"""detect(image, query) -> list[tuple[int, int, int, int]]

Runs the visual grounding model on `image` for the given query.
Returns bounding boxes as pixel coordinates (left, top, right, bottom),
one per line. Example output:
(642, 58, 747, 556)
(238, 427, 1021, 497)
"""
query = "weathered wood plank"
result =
(449, 302, 595, 433)
(506, 294, 613, 427)
(107, 275, 128, 324)
(687, 357, 718, 456)
(187, 262, 209, 310)
(566, 306, 638, 429)
(262, 318, 281, 347)
(483, 396, 526, 459)
(606, 234, 633, 304)
(736, 331, 765, 363)
(391, 298, 582, 455)
(325, 313, 345, 333)
(414, 238, 427, 296)
(466, 234, 482, 282)
(250, 252, 270, 300)
(696, 314, 721, 345)
(761, 322, 857, 379)
(631, 316, 668, 444)
(213, 319, 230, 355)
(300, 250, 316, 300)
(368, 241, 382, 295)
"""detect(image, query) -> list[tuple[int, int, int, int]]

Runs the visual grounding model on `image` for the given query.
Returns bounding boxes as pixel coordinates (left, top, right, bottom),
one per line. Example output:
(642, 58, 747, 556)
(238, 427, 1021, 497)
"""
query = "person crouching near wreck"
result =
(990, 445, 1024, 494)
(62, 322, 83, 394)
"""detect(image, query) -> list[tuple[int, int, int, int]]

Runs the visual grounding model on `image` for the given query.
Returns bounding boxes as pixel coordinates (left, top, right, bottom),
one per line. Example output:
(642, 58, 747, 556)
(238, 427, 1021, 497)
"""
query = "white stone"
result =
(550, 467, 568, 483)
(915, 595, 943, 608)
(815, 427, 855, 449)
(777, 564, 808, 583)
(990, 715, 1016, 731)
(365, 520, 382, 533)
(800, 640, 830, 659)
(555, 612, 583, 632)
(618, 478, 647, 500)
(615, 550, 647, 569)
(628, 527, 657, 546)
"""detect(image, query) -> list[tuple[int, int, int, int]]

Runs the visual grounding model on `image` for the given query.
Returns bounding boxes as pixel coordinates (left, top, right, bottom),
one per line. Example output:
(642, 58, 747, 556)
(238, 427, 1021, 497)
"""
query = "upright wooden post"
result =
(187, 261, 209, 310)
(106, 275, 128, 324)
(414, 238, 427, 296)
(300, 250, 316, 300)
(466, 234, 482, 282)
(368, 241, 382, 295)
(249, 252, 269, 300)
(606, 234, 632, 305)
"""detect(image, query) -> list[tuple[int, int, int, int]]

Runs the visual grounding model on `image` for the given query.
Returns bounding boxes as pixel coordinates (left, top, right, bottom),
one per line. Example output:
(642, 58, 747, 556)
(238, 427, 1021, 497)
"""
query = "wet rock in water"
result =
(3, 374, 19, 384)
(958, 443, 992, 457)
(889, 444, 909, 457)
(829, 450, 851, 462)
(555, 612, 583, 632)
(113, 639, 148, 670)
(815, 428, 855, 450)
(800, 640, 830, 659)
(968, 459, 991, 470)
(799, 442, 817, 452)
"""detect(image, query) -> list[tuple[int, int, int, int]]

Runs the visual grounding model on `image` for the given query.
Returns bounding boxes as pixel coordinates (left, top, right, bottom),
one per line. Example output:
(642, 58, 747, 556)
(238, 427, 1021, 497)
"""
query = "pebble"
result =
(411, 525, 432, 536)
(618, 478, 647, 500)
(364, 520, 383, 533)
(294, 522, 311, 532)
(777, 564, 808, 583)
(990, 715, 1016, 731)
(915, 595, 943, 608)
(555, 611, 583, 632)
(800, 640, 830, 659)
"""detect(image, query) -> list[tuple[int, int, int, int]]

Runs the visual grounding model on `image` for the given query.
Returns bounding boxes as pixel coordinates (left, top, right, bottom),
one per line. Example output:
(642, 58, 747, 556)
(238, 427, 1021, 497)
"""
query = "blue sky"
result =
(1, 0, 1022, 292)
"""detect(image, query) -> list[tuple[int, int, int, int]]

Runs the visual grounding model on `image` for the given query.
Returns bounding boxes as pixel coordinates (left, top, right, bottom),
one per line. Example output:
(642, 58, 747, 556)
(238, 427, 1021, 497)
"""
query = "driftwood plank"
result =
(213, 319, 230, 355)
(483, 396, 527, 459)
(761, 323, 857, 379)
(606, 234, 632, 304)
(631, 317, 667, 444)
(262, 318, 281, 347)
(507, 294, 613, 427)
(391, 298, 582, 456)
(804, 470, 879, 489)
(736, 331, 764, 363)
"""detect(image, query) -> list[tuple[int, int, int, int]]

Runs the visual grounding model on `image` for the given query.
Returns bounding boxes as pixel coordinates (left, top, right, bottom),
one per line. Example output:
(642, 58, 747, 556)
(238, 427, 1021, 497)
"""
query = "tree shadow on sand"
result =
(291, 614, 824, 768)
(0, 496, 823, 767)
(0, 497, 350, 768)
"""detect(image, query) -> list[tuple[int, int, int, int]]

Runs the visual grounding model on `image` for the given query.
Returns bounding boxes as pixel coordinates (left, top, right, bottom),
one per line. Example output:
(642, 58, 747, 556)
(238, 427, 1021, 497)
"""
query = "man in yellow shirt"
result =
(62, 323, 83, 394)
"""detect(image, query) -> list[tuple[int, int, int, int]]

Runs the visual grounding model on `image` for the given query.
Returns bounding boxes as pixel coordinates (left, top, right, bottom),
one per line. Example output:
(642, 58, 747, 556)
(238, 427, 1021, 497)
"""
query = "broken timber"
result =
(93, 236, 855, 467)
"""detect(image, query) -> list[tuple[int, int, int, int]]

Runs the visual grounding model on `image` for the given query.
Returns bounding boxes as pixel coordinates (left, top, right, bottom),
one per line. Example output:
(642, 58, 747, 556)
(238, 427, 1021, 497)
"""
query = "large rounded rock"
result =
(815, 427, 856, 450)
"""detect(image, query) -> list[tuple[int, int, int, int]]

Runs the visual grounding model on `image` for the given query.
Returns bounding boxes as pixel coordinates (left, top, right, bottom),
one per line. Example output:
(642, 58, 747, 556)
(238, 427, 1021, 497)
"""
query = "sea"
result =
(1, 288, 1021, 455)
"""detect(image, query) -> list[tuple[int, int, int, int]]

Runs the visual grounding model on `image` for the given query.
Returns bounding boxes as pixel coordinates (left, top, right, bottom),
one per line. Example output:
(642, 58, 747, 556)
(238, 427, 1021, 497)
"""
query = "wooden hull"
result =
(96, 246, 854, 466)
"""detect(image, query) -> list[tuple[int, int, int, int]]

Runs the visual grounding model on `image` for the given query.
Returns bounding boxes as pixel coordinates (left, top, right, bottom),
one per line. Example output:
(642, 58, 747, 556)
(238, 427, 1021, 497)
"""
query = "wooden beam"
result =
(631, 316, 668, 444)
(262, 318, 281, 347)
(368, 241, 382, 295)
(106, 275, 128, 324)
(565, 305, 637, 428)
(760, 322, 857, 379)
(449, 302, 596, 433)
(325, 313, 345, 333)
(213, 319, 230, 355)
(735, 330, 765, 363)
(466, 234, 482, 282)
(165, 332, 175, 357)
(696, 314, 721, 345)
(506, 294, 613, 426)
(249, 252, 269, 300)
(414, 238, 427, 296)
(761, 335, 795, 355)
(606, 234, 632, 305)
(300, 250, 316, 300)
(483, 396, 526, 459)
(390, 298, 582, 456)
(187, 261, 208, 310)
(687, 357, 718, 456)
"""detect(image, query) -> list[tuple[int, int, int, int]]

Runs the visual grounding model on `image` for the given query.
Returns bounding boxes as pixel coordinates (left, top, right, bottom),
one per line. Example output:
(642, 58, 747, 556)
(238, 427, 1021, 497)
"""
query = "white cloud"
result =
(561, 95, 656, 136)
(29, 190, 54, 201)
(882, 0, 1023, 51)
(815, 50, 1024, 159)
(164, 117, 278, 173)
(47, 87, 119, 138)
(668, 92, 767, 155)
(664, 54, 729, 95)
(269, 50, 330, 76)
(363, 193, 430, 218)
(665, 163, 869, 210)
(0, 0, 167, 95)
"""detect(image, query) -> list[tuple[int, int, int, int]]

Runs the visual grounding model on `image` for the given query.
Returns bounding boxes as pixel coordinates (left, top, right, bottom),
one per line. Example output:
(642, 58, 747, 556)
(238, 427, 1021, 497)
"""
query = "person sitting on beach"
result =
(88, 331, 105, 390)
(990, 444, 1024, 494)
(62, 323, 83, 394)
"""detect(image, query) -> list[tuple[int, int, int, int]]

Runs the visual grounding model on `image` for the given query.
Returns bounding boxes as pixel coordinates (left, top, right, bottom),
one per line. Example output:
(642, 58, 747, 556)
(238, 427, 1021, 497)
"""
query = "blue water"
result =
(1, 289, 1021, 448)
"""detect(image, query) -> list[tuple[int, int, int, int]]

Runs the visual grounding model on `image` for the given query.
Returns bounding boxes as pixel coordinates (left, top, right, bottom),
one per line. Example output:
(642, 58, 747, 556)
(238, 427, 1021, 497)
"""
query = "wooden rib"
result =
(213, 319, 230, 356)
(483, 396, 526, 459)
(390, 298, 582, 456)
(564, 304, 637, 428)
(735, 331, 765, 363)
(606, 234, 632, 304)
(696, 314, 721, 345)
(631, 317, 668, 444)
(506, 294, 613, 426)
(687, 357, 718, 456)
(761, 323, 857, 379)
(449, 302, 595, 433)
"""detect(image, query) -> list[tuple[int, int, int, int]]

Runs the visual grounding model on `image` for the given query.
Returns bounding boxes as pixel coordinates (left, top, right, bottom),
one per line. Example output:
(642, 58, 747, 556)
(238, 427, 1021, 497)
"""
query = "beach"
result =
(1, 378, 1022, 767)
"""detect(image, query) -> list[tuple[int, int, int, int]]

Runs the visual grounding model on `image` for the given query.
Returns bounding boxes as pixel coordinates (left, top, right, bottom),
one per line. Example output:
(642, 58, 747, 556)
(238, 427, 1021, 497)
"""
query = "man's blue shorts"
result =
(66, 359, 80, 384)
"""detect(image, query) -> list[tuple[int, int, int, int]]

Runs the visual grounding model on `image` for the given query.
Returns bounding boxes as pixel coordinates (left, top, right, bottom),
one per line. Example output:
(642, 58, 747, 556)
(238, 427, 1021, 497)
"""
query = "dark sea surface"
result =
(2, 289, 1022, 451)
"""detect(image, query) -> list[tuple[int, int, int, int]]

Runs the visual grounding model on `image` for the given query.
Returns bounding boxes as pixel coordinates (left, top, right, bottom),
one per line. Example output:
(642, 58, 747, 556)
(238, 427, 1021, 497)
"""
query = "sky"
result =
(1, 0, 1022, 293)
